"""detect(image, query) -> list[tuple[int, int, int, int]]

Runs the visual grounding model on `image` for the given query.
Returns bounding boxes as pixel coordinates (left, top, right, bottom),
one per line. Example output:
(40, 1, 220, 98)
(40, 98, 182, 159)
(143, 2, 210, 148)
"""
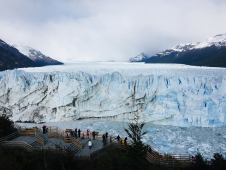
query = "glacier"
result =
(1, 62, 226, 127)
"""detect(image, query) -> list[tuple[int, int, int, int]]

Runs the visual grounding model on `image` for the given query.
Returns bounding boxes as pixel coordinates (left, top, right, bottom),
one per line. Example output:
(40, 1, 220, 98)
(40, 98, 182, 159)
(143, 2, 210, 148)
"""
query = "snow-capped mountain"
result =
(145, 33, 226, 67)
(0, 39, 38, 71)
(13, 45, 63, 66)
(129, 53, 149, 62)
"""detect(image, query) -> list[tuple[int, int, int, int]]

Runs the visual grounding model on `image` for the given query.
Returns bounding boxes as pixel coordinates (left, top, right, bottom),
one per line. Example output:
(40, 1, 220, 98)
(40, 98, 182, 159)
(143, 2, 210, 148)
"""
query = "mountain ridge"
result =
(130, 33, 226, 67)
(0, 39, 63, 72)
(13, 45, 63, 66)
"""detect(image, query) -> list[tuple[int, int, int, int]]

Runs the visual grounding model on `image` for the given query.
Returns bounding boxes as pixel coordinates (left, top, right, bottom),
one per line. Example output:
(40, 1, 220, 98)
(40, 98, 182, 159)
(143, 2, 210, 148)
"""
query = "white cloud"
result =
(0, 0, 226, 61)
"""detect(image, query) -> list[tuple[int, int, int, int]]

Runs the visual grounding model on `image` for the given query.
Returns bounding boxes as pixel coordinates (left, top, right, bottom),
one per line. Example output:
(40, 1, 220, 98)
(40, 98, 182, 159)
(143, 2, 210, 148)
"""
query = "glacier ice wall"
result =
(0, 70, 226, 127)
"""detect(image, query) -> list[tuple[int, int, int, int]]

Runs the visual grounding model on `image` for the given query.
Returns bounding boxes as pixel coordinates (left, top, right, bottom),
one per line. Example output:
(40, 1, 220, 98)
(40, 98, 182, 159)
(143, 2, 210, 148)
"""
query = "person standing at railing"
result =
(82, 133, 84, 140)
(70, 130, 73, 137)
(73, 131, 77, 138)
(92, 131, 95, 140)
(117, 135, 120, 142)
(78, 129, 81, 137)
(110, 136, 112, 143)
(148, 148, 152, 154)
(125, 137, 127, 145)
(102, 134, 106, 146)
(42, 125, 45, 134)
(106, 132, 108, 139)
(88, 140, 92, 150)
(87, 129, 90, 138)
(121, 139, 124, 146)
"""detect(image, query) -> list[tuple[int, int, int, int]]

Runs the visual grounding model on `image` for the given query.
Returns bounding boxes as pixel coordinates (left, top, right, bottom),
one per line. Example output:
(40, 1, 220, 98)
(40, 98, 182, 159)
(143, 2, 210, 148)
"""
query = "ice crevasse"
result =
(0, 69, 226, 127)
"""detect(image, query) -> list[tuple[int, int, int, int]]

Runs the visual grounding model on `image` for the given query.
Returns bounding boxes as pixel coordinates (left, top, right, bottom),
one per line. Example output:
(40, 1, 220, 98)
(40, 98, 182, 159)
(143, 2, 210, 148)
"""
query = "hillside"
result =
(13, 45, 63, 66)
(0, 39, 38, 71)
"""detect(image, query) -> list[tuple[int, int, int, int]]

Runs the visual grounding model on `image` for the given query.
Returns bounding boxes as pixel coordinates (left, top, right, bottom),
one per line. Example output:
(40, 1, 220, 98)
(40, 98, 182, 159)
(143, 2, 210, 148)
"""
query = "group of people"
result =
(116, 135, 127, 146)
(42, 125, 48, 134)
(66, 129, 96, 140)
(102, 132, 110, 146)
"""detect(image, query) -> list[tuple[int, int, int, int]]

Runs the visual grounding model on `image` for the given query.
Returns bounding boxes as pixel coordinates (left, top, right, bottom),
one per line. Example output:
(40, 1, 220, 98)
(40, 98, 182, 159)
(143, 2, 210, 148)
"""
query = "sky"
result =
(0, 0, 226, 62)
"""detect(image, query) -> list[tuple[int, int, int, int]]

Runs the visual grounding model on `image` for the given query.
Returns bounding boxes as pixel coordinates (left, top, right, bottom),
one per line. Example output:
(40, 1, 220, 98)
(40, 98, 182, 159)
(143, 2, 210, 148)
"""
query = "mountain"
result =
(13, 45, 63, 66)
(129, 53, 149, 62)
(0, 39, 38, 71)
(145, 34, 226, 67)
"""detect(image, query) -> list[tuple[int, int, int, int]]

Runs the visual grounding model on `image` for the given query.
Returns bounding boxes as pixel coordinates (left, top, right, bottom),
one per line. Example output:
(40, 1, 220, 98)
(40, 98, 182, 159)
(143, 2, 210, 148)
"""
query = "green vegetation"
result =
(124, 113, 149, 170)
(0, 115, 17, 138)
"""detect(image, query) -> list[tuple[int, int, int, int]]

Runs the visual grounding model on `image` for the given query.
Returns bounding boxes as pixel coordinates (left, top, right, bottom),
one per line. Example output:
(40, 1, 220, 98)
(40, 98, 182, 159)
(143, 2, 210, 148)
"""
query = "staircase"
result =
(36, 132, 48, 144)
(65, 143, 82, 154)
(30, 141, 43, 148)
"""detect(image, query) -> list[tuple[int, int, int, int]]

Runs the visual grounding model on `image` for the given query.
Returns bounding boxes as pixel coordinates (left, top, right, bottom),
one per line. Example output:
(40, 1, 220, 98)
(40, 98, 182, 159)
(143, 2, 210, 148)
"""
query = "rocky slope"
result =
(13, 45, 63, 66)
(129, 53, 149, 62)
(0, 39, 38, 71)
(145, 34, 226, 67)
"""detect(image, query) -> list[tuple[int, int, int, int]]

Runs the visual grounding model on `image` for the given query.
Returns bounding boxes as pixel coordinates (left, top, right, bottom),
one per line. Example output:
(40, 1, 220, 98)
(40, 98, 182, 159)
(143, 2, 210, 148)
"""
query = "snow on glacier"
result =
(0, 62, 226, 128)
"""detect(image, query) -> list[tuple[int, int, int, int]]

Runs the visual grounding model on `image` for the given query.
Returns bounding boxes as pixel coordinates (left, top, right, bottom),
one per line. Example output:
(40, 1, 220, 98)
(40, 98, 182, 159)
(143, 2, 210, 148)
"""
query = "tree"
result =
(124, 112, 149, 170)
(0, 115, 16, 137)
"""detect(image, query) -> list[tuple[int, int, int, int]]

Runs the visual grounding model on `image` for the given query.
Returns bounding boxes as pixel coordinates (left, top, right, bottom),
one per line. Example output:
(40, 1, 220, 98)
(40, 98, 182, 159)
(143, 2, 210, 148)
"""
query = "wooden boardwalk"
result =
(0, 124, 193, 168)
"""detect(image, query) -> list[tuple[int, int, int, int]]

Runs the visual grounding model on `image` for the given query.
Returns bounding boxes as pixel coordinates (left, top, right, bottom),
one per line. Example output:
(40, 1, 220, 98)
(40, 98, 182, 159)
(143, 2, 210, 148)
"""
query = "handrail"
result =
(72, 137, 82, 149)
(0, 131, 20, 143)
(35, 132, 44, 145)
(3, 141, 32, 152)
(2, 124, 193, 167)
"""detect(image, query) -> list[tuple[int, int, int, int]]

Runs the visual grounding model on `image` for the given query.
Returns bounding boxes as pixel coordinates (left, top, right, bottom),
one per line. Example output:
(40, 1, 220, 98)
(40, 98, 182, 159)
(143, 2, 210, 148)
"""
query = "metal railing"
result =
(3, 141, 32, 152)
(0, 131, 20, 143)
(35, 132, 44, 145)
(1, 124, 193, 167)
(72, 137, 82, 149)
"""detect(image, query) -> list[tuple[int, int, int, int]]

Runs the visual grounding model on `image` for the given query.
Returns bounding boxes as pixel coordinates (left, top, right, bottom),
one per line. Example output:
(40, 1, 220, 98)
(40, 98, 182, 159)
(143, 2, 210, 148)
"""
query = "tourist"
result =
(110, 136, 112, 143)
(42, 125, 45, 134)
(88, 140, 92, 150)
(82, 133, 84, 140)
(121, 139, 124, 146)
(192, 156, 196, 163)
(93, 131, 95, 140)
(117, 135, 120, 141)
(125, 137, 127, 145)
(106, 132, 108, 139)
(102, 134, 106, 146)
(70, 130, 73, 136)
(87, 129, 90, 138)
(148, 148, 152, 154)
(78, 129, 81, 137)
(46, 127, 48, 133)
(74, 131, 77, 138)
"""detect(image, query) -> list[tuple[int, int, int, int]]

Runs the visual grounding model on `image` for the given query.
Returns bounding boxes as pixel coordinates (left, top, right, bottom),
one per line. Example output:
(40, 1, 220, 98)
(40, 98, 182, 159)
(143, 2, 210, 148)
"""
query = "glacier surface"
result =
(0, 62, 226, 127)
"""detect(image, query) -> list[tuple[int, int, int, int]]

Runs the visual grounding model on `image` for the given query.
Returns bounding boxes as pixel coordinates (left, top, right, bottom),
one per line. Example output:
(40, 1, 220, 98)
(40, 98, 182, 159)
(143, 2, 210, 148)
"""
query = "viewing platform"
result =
(0, 124, 193, 168)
